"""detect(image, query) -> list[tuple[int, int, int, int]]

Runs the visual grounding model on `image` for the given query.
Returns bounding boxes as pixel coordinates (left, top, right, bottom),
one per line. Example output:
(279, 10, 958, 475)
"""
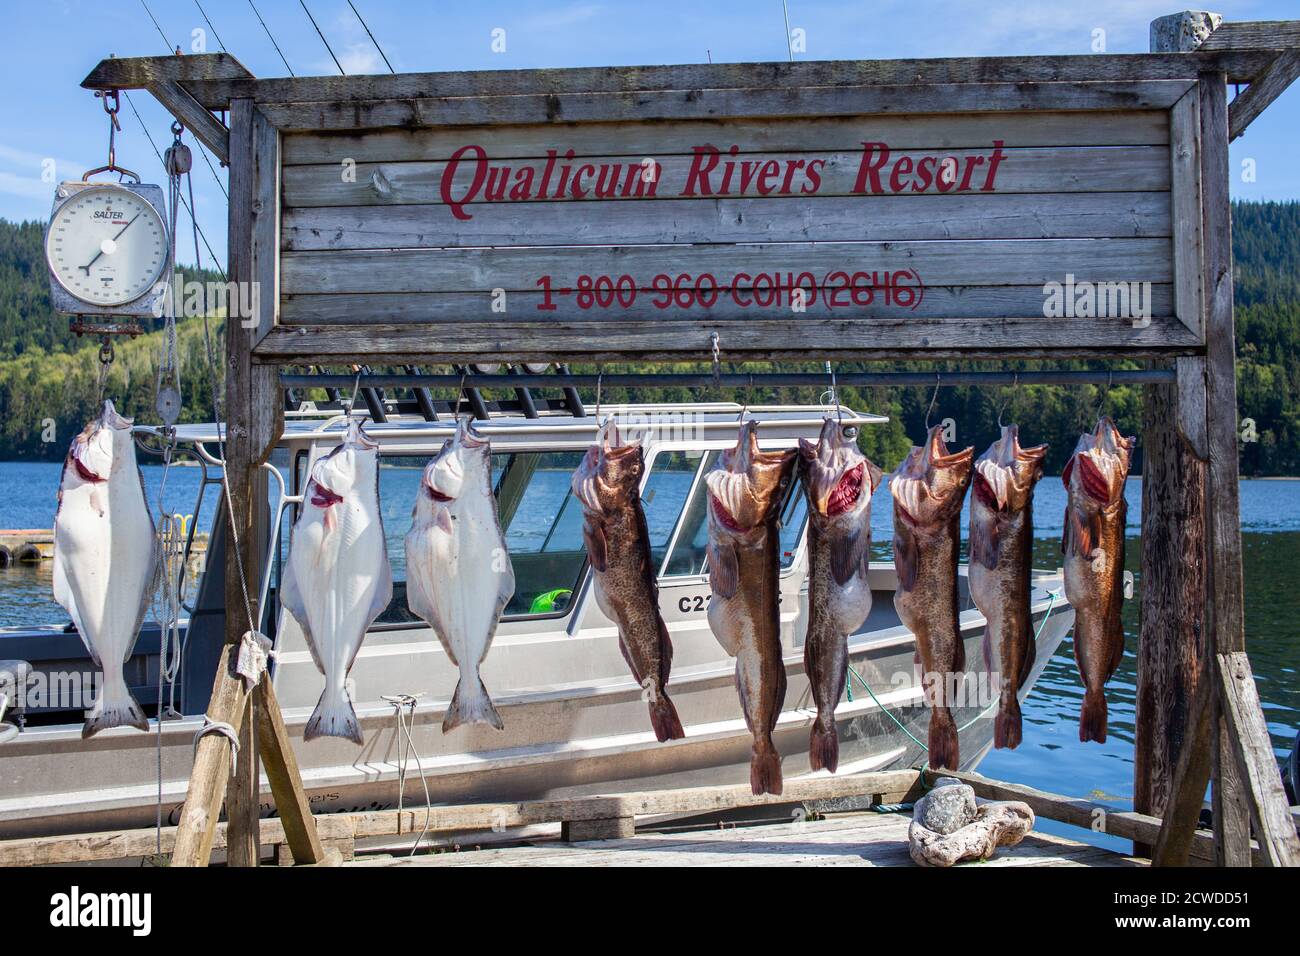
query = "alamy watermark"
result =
(150, 272, 261, 328)
(1042, 274, 1152, 328)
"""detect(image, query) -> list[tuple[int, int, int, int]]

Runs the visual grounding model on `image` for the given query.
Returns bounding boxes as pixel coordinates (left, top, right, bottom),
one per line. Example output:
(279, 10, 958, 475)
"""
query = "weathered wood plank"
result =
(254, 678, 326, 866)
(0, 770, 923, 865)
(281, 111, 1170, 165)
(1200, 21, 1300, 52)
(281, 285, 1174, 326)
(258, 81, 1196, 131)
(252, 316, 1200, 364)
(248, 106, 280, 348)
(281, 147, 1172, 209)
(178, 53, 1272, 110)
(1169, 88, 1204, 340)
(80, 53, 252, 91)
(279, 238, 1174, 296)
(1217, 651, 1300, 866)
(283, 193, 1171, 252)
(1213, 703, 1252, 865)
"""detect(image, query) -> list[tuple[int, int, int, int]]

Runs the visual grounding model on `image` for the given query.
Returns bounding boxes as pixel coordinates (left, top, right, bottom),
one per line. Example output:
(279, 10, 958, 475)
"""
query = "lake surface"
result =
(2, 458, 1295, 849)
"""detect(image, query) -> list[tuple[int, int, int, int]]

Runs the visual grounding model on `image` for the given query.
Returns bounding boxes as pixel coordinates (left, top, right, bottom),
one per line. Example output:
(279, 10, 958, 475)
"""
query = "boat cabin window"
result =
(359, 450, 595, 622)
(659, 449, 807, 577)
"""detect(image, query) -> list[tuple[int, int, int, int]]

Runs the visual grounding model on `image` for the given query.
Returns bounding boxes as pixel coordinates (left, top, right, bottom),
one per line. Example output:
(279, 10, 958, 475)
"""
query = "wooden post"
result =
(1154, 70, 1299, 867)
(1136, 357, 1207, 854)
(171, 100, 301, 866)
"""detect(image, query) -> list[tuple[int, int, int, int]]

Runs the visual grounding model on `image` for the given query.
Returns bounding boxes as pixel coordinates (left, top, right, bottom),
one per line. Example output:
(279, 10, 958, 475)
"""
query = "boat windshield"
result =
(285, 441, 807, 629)
(659, 450, 807, 577)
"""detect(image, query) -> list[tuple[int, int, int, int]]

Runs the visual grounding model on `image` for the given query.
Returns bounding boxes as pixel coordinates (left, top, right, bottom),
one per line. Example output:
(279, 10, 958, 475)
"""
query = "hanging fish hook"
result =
(345, 369, 362, 421)
(997, 372, 1018, 429)
(452, 368, 467, 421)
(924, 373, 941, 431)
(1095, 371, 1113, 422)
(594, 366, 604, 423)
(737, 373, 753, 422)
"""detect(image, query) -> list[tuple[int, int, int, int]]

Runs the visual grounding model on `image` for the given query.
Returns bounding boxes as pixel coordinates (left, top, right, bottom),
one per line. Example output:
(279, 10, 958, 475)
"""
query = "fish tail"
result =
(808, 719, 839, 773)
(305, 685, 364, 744)
(927, 708, 960, 770)
(82, 687, 149, 739)
(647, 691, 684, 742)
(994, 700, 1023, 750)
(750, 740, 784, 796)
(1079, 688, 1108, 743)
(443, 674, 504, 732)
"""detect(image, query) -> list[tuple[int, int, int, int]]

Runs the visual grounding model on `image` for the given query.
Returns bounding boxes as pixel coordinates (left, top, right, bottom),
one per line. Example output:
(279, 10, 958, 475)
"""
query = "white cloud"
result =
(338, 45, 384, 75)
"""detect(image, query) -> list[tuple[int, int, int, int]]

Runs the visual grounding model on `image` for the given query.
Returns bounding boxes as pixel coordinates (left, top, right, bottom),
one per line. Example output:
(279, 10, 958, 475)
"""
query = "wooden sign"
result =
(115, 56, 1234, 362)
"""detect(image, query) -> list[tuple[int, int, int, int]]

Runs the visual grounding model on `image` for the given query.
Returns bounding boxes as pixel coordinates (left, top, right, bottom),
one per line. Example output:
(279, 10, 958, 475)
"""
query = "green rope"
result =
(842, 588, 1062, 761)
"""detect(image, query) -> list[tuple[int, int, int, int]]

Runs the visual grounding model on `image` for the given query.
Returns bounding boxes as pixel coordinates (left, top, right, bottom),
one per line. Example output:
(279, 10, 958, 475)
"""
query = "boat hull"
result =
(0, 577, 1070, 840)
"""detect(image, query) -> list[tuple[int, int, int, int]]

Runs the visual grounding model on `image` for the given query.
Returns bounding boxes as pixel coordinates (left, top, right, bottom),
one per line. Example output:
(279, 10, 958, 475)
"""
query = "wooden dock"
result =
(348, 809, 1147, 868)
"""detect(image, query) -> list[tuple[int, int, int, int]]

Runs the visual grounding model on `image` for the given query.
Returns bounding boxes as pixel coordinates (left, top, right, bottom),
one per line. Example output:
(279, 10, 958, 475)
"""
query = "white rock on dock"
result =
(908, 782, 1035, 867)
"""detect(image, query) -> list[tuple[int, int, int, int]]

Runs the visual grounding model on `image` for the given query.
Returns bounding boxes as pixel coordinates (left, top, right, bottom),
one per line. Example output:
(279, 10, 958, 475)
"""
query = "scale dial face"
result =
(46, 185, 168, 307)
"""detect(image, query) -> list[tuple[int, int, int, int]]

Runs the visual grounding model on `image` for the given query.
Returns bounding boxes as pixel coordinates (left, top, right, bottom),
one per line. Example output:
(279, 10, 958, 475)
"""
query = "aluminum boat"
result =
(0, 402, 1072, 839)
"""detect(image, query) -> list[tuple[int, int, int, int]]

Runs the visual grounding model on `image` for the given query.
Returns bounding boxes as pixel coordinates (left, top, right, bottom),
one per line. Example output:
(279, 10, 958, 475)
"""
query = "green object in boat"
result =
(530, 589, 572, 614)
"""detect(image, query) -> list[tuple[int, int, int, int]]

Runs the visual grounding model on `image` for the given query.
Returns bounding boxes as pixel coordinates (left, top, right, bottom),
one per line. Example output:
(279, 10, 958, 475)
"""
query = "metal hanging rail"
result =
(280, 369, 1176, 391)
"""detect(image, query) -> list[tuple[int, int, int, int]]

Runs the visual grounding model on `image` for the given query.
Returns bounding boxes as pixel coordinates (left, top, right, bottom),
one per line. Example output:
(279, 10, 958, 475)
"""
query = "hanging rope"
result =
(381, 694, 432, 855)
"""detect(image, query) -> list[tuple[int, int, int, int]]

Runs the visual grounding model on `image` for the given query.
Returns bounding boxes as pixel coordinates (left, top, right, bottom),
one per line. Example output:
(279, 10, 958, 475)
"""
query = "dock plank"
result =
(351, 810, 1146, 868)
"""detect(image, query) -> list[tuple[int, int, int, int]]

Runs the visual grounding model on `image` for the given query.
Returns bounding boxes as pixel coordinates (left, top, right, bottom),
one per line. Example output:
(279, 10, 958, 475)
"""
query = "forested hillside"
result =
(0, 201, 1297, 474)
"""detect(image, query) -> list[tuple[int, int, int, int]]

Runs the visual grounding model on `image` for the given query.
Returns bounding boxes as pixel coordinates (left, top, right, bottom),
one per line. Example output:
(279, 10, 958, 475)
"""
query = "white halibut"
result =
(53, 400, 157, 738)
(405, 419, 515, 731)
(281, 420, 392, 744)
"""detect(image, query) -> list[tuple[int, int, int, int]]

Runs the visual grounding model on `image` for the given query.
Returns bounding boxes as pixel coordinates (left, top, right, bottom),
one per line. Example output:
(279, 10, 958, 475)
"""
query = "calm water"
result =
(2, 460, 1296, 842)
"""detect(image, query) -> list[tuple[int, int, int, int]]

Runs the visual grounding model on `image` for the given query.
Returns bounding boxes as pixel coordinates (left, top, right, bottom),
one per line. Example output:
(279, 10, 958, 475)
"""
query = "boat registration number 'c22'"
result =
(676, 594, 783, 613)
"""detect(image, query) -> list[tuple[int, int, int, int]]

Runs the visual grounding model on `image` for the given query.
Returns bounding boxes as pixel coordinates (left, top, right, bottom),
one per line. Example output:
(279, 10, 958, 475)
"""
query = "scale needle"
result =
(79, 212, 141, 275)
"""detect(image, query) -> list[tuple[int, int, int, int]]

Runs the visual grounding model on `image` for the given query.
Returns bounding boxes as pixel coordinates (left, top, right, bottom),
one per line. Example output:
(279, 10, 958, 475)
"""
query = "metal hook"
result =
(453, 369, 467, 421)
(594, 366, 604, 422)
(997, 372, 1018, 429)
(830, 363, 843, 424)
(345, 369, 362, 420)
(737, 373, 752, 422)
(709, 331, 721, 385)
(1096, 371, 1113, 421)
(924, 373, 941, 431)
(83, 90, 140, 183)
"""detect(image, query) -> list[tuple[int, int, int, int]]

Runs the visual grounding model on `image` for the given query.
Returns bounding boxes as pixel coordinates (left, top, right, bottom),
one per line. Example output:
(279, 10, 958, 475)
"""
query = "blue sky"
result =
(2, 0, 1297, 265)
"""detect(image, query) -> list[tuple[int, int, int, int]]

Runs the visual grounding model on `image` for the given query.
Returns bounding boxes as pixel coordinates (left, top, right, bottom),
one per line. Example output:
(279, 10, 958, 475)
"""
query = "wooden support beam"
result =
(1213, 698, 1252, 864)
(171, 99, 291, 867)
(170, 644, 252, 865)
(225, 695, 259, 867)
(1136, 357, 1207, 855)
(1155, 69, 1241, 868)
(1200, 20, 1300, 52)
(81, 53, 252, 91)
(254, 678, 326, 865)
(1228, 50, 1300, 140)
(145, 79, 230, 163)
(1218, 652, 1300, 865)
